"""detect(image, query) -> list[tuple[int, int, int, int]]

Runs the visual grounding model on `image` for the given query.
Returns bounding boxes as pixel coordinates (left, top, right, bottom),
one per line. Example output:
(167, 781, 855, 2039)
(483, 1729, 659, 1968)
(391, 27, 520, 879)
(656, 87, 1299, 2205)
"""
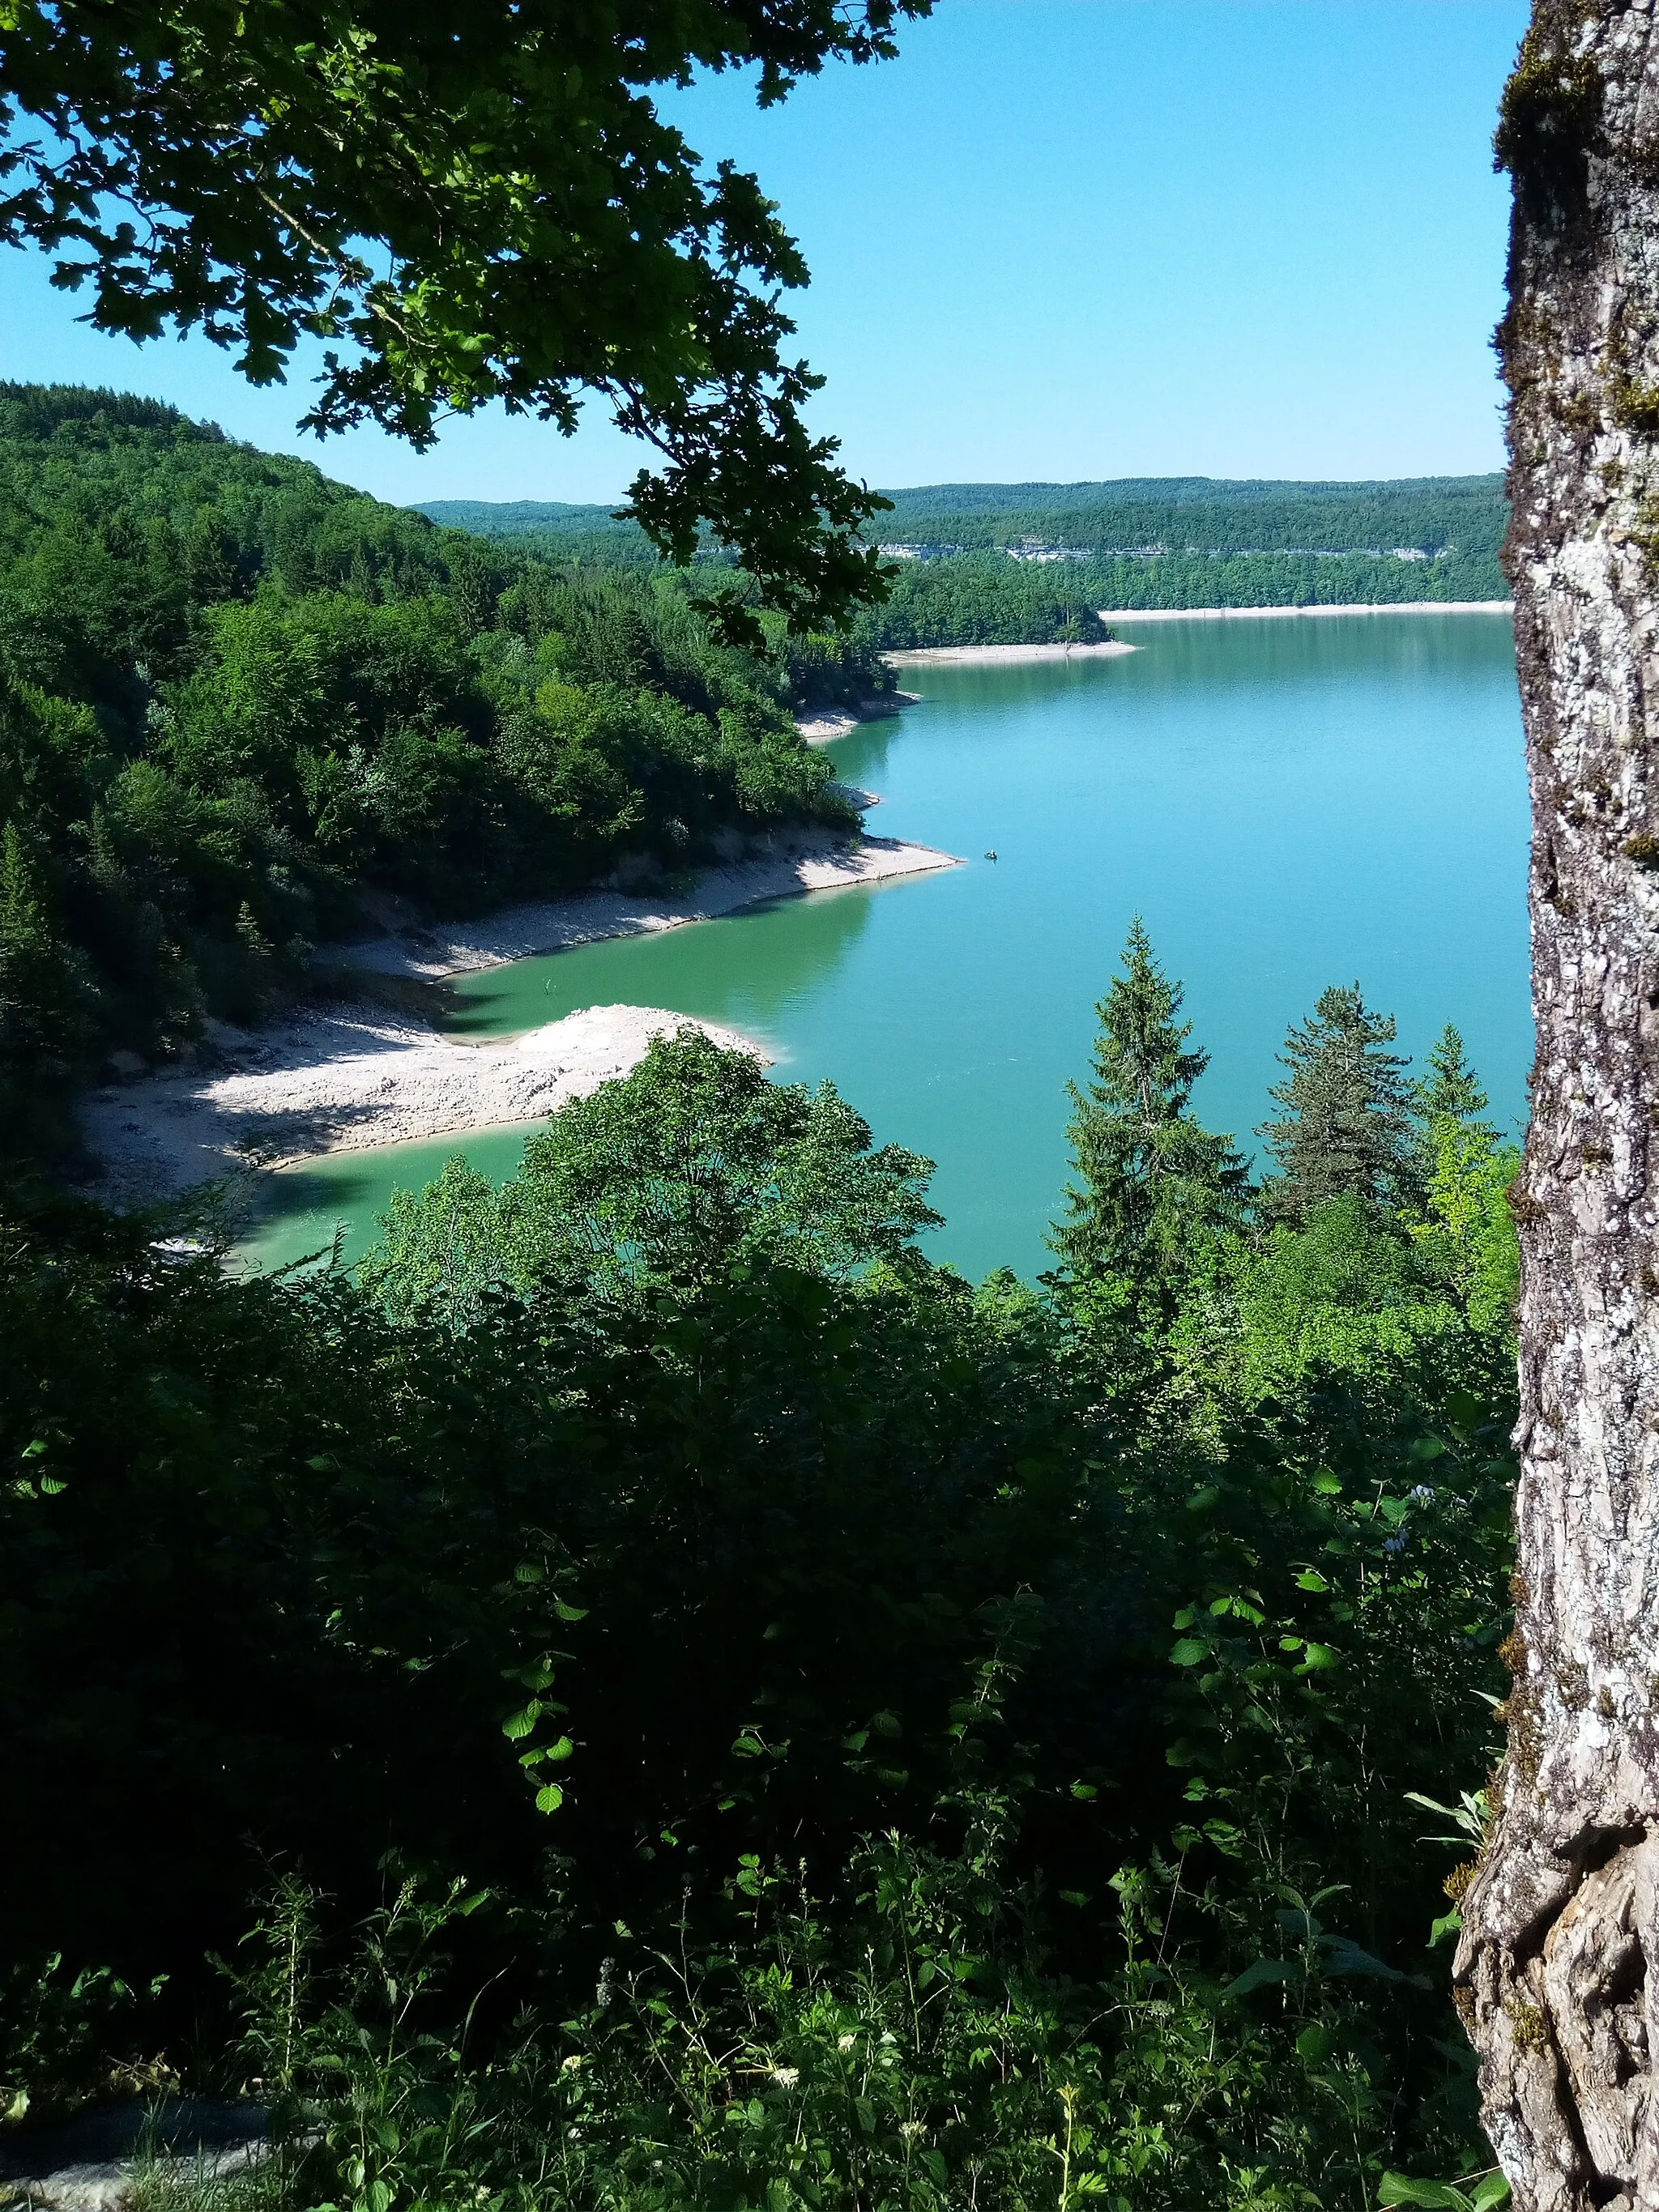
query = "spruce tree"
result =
(1409, 1021, 1496, 1194)
(1415, 1021, 1491, 1123)
(1257, 982, 1417, 1225)
(1051, 918, 1247, 1311)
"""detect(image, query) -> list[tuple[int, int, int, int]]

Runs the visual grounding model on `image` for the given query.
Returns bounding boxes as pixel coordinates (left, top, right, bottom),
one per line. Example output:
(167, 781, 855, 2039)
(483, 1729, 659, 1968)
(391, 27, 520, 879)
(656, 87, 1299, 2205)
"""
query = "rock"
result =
(0, 2099, 271, 2212)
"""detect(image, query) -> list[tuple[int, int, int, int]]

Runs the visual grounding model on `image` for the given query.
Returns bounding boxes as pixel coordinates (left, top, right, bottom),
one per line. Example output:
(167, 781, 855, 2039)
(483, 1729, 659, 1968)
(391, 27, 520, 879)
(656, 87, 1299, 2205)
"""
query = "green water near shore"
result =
(248, 612, 1529, 1283)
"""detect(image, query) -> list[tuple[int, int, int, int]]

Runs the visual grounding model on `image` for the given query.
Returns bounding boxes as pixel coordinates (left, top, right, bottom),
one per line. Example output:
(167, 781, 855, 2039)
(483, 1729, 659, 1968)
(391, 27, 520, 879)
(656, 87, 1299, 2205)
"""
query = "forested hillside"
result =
(415, 497, 663, 566)
(871, 474, 1507, 555)
(859, 476, 1508, 637)
(0, 385, 879, 1147)
(421, 475, 1510, 645)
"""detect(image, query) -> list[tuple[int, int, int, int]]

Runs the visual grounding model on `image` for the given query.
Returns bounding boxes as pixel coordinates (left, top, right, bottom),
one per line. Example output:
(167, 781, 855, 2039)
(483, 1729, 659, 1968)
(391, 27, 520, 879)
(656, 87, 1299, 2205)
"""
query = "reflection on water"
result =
(254, 1124, 540, 1264)
(245, 613, 1529, 1284)
(446, 876, 882, 1045)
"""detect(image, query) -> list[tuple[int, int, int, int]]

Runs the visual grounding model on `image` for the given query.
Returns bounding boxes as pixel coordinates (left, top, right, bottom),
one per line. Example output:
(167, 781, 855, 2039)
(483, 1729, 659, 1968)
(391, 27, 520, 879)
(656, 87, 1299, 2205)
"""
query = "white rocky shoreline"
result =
(79, 830, 961, 1209)
(795, 688, 920, 742)
(883, 641, 1137, 665)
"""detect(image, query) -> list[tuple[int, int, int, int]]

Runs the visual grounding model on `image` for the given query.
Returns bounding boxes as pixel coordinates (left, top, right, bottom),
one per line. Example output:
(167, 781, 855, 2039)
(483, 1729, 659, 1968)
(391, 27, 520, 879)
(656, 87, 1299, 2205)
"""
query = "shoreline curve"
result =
(81, 833, 962, 1208)
(882, 641, 1137, 666)
(1103, 601, 1514, 622)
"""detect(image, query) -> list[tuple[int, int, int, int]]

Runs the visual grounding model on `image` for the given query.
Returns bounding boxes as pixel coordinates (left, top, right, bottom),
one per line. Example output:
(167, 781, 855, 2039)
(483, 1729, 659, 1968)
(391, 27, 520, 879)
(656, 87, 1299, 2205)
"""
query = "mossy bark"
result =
(1456, 5, 1659, 2206)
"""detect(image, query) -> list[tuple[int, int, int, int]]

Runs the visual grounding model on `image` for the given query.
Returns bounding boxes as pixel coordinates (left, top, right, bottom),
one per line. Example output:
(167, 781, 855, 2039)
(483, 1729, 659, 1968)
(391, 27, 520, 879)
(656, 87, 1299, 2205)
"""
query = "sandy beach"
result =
(81, 1002, 772, 1209)
(326, 832, 955, 982)
(81, 831, 961, 1206)
(883, 641, 1138, 666)
(1104, 601, 1513, 622)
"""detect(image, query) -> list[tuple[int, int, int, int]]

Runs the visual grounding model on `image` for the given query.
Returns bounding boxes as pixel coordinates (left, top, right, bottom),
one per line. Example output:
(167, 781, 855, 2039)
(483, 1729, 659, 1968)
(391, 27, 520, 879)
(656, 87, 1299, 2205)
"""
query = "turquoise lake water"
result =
(246, 612, 1531, 1284)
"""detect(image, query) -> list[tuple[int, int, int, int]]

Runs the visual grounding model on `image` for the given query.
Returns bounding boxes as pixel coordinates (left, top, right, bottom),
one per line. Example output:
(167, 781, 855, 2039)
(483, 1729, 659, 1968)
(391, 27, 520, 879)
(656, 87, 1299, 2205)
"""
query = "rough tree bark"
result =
(1456, 4, 1659, 2206)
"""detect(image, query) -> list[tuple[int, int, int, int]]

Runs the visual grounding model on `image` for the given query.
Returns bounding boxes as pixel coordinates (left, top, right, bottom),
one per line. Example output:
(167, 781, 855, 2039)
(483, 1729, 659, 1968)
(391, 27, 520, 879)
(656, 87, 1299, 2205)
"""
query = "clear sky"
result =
(0, 0, 1527, 505)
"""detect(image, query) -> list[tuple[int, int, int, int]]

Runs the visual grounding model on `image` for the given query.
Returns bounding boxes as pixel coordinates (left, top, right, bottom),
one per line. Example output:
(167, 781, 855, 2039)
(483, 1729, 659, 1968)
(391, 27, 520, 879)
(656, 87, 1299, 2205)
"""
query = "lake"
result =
(246, 611, 1531, 1284)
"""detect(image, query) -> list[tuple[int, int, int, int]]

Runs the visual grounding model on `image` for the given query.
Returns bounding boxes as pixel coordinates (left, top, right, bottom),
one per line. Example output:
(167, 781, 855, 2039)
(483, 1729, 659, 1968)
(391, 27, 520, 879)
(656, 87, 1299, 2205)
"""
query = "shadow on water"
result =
(249, 1123, 539, 1272)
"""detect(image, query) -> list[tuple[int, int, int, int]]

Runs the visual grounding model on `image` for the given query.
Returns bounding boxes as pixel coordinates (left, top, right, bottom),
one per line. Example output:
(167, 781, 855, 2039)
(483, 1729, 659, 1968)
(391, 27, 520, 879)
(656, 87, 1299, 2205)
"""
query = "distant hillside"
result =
(420, 475, 1508, 558)
(416, 476, 1511, 633)
(868, 475, 1507, 564)
(417, 498, 642, 539)
(416, 498, 659, 567)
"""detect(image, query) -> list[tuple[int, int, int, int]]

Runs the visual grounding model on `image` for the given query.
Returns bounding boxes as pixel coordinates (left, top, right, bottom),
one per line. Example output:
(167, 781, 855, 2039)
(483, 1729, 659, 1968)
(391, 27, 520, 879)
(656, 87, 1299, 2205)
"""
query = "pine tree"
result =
(1257, 982, 1417, 1225)
(1051, 918, 1248, 1311)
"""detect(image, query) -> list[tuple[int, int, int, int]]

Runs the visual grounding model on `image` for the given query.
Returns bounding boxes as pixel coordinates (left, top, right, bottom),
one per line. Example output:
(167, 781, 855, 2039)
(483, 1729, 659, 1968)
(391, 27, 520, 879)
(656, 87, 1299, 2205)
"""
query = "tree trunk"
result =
(1456, 6, 1659, 2206)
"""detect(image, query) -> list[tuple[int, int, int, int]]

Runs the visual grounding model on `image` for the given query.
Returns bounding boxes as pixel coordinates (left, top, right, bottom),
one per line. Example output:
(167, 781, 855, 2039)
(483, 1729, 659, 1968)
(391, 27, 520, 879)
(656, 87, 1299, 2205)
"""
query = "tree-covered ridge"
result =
(0, 2, 925, 638)
(421, 474, 1508, 561)
(421, 476, 1511, 643)
(870, 473, 1508, 556)
(0, 384, 877, 1147)
(416, 498, 650, 542)
(851, 548, 1507, 648)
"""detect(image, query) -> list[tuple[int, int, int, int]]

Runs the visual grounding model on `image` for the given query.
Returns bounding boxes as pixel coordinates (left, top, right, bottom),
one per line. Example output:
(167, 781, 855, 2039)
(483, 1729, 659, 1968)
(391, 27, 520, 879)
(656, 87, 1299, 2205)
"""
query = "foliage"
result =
(0, 2, 930, 633)
(0, 1159, 1090, 1976)
(850, 477, 1507, 641)
(867, 476, 1508, 560)
(365, 1025, 940, 1325)
(1406, 1031, 1520, 1340)
(148, 1566, 1504, 2212)
(851, 545, 1507, 646)
(0, 817, 91, 1145)
(421, 478, 1510, 646)
(0, 1952, 165, 2126)
(0, 948, 1520, 2206)
(851, 552, 1115, 649)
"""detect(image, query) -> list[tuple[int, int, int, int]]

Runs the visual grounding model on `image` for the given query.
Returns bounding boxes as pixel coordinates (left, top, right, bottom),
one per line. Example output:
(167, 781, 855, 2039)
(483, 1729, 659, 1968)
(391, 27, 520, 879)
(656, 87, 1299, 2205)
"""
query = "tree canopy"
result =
(365, 1025, 941, 1323)
(2, 974, 1522, 2210)
(0, 1, 930, 634)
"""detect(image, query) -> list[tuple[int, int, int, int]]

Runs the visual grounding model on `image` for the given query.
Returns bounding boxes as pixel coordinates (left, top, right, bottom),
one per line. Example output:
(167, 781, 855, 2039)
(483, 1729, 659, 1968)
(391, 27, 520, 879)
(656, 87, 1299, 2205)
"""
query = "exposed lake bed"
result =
(236, 609, 1530, 1283)
(79, 831, 955, 1207)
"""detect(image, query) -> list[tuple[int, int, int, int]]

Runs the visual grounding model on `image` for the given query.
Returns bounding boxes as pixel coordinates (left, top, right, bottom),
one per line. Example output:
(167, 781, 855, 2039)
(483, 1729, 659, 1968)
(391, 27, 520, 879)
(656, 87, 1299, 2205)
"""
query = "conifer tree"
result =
(1257, 983, 1418, 1225)
(1416, 1021, 1491, 1124)
(1051, 918, 1247, 1312)
(1408, 1022, 1499, 1205)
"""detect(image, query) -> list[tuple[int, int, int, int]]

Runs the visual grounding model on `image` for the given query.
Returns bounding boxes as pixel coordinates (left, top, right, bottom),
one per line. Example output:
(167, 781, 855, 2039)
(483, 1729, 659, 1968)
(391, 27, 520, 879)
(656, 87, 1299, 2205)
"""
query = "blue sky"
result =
(0, 1, 1527, 504)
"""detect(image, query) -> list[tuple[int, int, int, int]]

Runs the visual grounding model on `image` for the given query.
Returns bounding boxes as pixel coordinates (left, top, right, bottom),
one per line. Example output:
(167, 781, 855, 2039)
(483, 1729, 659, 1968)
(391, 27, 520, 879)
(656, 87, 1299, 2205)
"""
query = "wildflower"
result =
(772, 2067, 800, 2088)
